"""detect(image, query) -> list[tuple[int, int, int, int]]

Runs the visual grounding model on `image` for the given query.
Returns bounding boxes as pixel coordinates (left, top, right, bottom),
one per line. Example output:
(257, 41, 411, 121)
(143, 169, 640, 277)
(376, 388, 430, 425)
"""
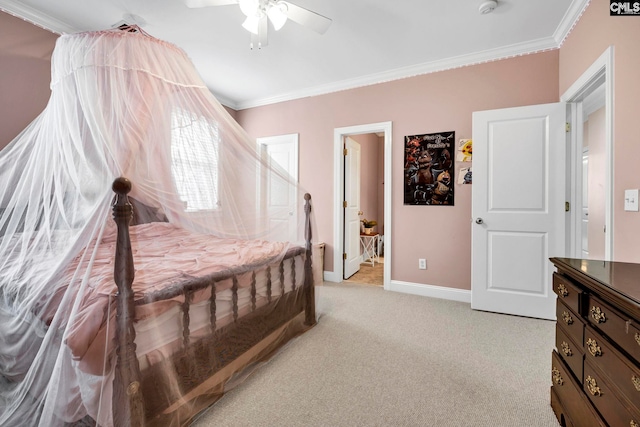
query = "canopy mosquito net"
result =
(0, 27, 314, 426)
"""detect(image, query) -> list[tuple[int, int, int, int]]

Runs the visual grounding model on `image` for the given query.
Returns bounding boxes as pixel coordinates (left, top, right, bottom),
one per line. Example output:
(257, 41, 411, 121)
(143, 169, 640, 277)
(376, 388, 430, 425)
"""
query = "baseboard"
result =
(322, 271, 341, 283)
(387, 280, 471, 304)
(321, 273, 471, 304)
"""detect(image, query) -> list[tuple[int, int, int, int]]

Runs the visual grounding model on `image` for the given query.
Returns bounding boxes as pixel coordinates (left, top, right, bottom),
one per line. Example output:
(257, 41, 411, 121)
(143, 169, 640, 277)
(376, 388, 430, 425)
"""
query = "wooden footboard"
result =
(110, 177, 315, 427)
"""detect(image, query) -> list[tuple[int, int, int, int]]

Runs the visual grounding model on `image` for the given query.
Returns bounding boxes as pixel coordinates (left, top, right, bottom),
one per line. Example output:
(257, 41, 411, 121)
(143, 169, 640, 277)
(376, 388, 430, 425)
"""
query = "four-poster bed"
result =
(0, 27, 318, 427)
(109, 177, 315, 426)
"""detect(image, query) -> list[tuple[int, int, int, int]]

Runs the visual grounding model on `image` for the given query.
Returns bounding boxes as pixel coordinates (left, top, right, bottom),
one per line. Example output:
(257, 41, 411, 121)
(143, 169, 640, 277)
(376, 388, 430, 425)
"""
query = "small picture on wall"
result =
(404, 131, 454, 205)
(457, 139, 472, 162)
(458, 167, 472, 185)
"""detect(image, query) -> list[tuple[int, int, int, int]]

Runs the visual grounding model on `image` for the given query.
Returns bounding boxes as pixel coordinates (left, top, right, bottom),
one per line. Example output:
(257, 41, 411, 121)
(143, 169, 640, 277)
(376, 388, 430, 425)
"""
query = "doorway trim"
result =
(332, 121, 392, 289)
(561, 46, 614, 260)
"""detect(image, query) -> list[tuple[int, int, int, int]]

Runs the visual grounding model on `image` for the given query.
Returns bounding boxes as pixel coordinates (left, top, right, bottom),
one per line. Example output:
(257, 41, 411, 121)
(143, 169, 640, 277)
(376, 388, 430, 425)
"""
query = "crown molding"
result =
(0, 0, 78, 34)
(554, 0, 590, 46)
(2, 0, 588, 112)
(234, 36, 560, 110)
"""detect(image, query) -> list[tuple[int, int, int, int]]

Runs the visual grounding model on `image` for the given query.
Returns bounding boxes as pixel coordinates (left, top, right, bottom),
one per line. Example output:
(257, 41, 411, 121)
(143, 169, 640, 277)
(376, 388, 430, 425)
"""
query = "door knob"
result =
(358, 211, 363, 215)
(475, 218, 484, 224)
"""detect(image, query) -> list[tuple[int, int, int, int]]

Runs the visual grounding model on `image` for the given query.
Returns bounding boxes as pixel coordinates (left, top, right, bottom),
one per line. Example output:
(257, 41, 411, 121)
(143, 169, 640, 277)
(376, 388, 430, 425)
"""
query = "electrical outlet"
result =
(418, 259, 426, 270)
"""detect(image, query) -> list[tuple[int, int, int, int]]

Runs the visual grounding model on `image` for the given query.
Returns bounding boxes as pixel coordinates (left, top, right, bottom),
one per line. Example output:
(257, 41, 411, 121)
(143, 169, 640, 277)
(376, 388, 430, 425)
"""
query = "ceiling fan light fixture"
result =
(267, 2, 288, 31)
(239, 0, 259, 17)
(242, 15, 261, 34)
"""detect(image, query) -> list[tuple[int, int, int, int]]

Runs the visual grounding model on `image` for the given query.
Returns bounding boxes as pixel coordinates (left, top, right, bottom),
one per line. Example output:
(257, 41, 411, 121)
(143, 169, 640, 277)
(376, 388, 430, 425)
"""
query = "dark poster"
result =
(404, 131, 454, 205)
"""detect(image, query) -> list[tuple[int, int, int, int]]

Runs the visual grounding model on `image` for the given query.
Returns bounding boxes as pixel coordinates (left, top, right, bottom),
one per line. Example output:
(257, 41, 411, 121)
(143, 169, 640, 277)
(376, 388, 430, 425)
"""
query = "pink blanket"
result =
(63, 222, 291, 374)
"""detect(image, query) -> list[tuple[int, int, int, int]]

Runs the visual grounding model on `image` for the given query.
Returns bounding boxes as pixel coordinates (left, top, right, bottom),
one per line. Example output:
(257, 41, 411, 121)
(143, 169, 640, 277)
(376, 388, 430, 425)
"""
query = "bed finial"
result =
(113, 177, 132, 195)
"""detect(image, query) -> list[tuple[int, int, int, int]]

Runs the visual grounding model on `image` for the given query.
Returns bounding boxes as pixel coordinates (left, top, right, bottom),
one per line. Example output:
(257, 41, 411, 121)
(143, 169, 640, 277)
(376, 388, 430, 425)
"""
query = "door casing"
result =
(561, 46, 614, 260)
(332, 122, 392, 288)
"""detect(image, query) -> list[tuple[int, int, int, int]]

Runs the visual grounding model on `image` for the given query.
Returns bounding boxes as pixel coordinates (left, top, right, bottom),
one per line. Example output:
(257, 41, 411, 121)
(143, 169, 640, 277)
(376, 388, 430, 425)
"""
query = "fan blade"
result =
(283, 1, 332, 34)
(250, 17, 269, 49)
(183, 0, 237, 8)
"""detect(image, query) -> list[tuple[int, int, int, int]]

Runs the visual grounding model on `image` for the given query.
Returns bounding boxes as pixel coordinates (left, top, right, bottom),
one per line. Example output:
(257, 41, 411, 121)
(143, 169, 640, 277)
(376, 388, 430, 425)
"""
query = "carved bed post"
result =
(303, 193, 316, 326)
(112, 177, 145, 427)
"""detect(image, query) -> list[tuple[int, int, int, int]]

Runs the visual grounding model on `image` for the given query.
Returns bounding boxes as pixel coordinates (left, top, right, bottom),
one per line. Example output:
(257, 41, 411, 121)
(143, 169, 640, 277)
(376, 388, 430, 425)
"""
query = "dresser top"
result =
(551, 257, 640, 311)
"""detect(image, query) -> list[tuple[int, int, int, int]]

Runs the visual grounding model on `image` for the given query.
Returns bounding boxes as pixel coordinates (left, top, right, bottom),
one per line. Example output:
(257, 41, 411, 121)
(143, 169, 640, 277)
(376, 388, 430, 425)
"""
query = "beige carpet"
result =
(192, 283, 559, 427)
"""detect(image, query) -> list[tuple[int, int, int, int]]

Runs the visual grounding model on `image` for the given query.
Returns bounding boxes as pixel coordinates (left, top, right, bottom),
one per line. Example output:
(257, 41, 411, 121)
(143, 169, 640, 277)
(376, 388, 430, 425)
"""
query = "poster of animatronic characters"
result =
(404, 131, 455, 205)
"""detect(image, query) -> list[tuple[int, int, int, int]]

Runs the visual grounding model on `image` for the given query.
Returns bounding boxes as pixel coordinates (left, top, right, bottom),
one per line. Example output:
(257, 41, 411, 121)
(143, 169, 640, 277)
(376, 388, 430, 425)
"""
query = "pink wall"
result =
(237, 51, 560, 289)
(0, 12, 58, 150)
(560, 0, 640, 262)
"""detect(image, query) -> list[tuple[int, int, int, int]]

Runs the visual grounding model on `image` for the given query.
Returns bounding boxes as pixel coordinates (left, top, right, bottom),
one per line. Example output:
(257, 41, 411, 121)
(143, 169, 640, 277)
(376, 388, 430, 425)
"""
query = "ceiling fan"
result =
(183, 0, 332, 49)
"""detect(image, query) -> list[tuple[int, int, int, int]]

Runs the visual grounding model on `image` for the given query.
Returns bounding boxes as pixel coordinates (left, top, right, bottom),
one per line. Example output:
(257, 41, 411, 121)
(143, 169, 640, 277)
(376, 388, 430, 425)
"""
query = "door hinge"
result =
(565, 122, 571, 132)
(343, 200, 347, 208)
(565, 201, 570, 212)
(343, 253, 347, 260)
(343, 148, 348, 156)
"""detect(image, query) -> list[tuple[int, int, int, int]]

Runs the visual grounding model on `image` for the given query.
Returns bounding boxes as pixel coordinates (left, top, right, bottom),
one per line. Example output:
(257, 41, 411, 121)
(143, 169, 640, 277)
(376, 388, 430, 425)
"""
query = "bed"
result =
(0, 182, 316, 427)
(101, 177, 317, 426)
(0, 28, 316, 427)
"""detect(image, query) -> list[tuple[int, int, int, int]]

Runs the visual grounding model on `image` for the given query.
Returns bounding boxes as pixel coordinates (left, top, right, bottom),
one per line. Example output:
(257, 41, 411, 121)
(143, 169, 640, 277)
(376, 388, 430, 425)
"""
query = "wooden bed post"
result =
(303, 193, 316, 326)
(112, 177, 145, 427)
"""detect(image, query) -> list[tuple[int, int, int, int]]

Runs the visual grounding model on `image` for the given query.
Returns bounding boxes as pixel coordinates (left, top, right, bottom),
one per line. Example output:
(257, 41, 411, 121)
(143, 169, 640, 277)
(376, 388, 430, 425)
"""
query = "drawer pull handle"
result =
(635, 333, 640, 347)
(631, 421, 639, 427)
(561, 341, 572, 357)
(552, 367, 563, 386)
(557, 283, 569, 297)
(590, 306, 607, 324)
(586, 338, 602, 357)
(586, 375, 602, 396)
(562, 311, 574, 325)
(633, 375, 640, 392)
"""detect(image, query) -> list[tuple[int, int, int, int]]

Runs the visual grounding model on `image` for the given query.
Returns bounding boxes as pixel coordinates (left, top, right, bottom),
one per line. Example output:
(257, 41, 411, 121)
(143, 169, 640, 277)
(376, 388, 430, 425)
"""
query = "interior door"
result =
(258, 134, 299, 241)
(344, 137, 361, 279)
(471, 102, 565, 320)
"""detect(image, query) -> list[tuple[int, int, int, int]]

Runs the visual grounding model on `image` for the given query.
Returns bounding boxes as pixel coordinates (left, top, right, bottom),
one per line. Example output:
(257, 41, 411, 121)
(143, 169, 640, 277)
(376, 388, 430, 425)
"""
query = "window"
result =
(170, 109, 220, 211)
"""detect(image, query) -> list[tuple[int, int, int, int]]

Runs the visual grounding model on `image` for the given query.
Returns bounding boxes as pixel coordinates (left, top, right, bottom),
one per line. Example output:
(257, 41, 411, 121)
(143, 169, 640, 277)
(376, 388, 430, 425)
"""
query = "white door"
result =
(258, 134, 299, 242)
(344, 137, 362, 279)
(471, 102, 565, 320)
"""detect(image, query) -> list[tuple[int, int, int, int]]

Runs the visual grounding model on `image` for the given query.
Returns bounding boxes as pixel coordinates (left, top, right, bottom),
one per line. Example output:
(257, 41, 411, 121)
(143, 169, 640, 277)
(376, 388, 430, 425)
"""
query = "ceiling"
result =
(0, 0, 589, 110)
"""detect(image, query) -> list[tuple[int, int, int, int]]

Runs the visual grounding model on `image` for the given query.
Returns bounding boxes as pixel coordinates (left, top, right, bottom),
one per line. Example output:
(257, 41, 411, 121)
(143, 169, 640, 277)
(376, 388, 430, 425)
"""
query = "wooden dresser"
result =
(550, 257, 640, 427)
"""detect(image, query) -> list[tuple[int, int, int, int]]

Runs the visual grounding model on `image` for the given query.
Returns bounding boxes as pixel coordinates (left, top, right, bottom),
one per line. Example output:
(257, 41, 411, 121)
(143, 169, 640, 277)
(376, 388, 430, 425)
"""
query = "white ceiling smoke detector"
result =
(479, 1, 498, 14)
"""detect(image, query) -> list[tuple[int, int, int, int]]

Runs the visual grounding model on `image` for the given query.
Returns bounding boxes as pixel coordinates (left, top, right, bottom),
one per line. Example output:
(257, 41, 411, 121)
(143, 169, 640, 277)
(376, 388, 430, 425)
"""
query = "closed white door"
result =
(471, 102, 565, 320)
(344, 137, 361, 279)
(258, 134, 299, 241)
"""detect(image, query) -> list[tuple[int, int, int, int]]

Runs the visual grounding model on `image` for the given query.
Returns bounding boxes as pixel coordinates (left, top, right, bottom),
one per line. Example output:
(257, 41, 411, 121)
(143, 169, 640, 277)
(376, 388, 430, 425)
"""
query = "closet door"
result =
(258, 133, 299, 241)
(471, 102, 565, 320)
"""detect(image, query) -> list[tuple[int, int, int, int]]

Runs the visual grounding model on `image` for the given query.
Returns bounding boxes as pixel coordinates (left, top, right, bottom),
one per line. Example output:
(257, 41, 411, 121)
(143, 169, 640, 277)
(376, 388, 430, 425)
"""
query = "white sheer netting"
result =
(0, 27, 308, 427)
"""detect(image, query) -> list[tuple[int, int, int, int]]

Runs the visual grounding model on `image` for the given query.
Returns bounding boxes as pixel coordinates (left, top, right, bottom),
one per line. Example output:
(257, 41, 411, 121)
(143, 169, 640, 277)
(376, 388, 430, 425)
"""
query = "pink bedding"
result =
(63, 222, 294, 374)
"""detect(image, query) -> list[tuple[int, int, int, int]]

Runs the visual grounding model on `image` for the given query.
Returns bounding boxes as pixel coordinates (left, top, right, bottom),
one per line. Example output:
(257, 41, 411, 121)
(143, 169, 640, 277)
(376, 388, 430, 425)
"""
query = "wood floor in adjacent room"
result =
(343, 257, 384, 286)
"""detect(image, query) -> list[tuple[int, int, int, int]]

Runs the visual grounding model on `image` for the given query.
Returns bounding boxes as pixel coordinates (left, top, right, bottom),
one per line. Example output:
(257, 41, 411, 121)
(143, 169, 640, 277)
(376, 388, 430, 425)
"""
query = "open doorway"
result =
(562, 47, 613, 260)
(333, 122, 392, 289)
(343, 134, 384, 285)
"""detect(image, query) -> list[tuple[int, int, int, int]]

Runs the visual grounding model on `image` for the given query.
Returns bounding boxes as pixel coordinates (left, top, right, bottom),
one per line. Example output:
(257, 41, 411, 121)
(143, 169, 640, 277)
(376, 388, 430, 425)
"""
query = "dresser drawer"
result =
(587, 294, 640, 364)
(553, 273, 583, 315)
(556, 324, 584, 382)
(551, 350, 606, 427)
(583, 359, 640, 427)
(557, 299, 584, 346)
(551, 386, 577, 427)
(585, 325, 640, 411)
